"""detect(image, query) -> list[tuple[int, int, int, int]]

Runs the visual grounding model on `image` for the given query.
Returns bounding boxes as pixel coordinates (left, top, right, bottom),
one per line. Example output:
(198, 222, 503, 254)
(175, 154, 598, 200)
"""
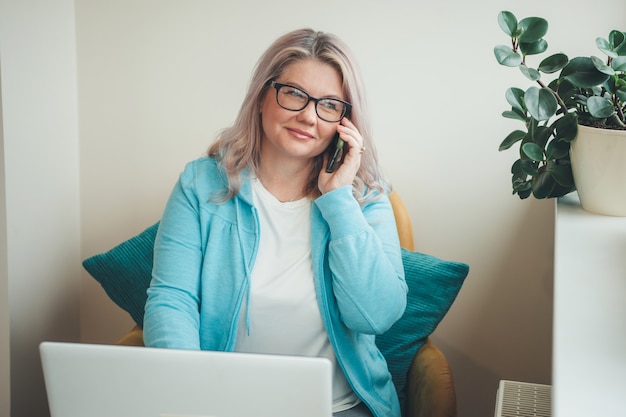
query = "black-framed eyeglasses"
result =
(269, 81, 352, 123)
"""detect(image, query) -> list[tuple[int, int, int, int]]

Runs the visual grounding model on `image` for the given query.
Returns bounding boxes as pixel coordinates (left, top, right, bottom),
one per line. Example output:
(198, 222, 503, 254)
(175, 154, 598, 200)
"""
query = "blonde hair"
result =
(207, 28, 388, 202)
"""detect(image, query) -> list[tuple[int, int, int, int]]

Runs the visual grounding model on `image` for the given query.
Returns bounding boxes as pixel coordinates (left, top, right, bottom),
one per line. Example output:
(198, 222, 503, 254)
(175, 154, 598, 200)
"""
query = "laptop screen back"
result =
(40, 341, 332, 417)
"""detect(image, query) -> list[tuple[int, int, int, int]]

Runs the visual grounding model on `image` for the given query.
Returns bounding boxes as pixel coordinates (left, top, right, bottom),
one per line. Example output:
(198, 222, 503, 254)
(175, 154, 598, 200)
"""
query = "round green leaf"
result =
(610, 30, 626, 53)
(539, 53, 569, 74)
(561, 56, 611, 88)
(517, 187, 532, 199)
(611, 56, 626, 71)
(494, 45, 522, 67)
(596, 37, 617, 58)
(532, 169, 556, 199)
(497, 11, 518, 36)
(614, 31, 626, 56)
(552, 77, 576, 102)
(517, 17, 548, 43)
(499, 130, 526, 151)
(554, 113, 578, 142)
(502, 109, 526, 121)
(533, 125, 552, 149)
(513, 177, 530, 189)
(520, 39, 548, 56)
(546, 139, 570, 160)
(513, 179, 530, 191)
(591, 55, 615, 75)
(511, 158, 524, 177)
(602, 75, 619, 95)
(548, 163, 574, 187)
(587, 96, 616, 118)
(522, 142, 544, 161)
(520, 65, 541, 81)
(524, 87, 558, 121)
(505, 87, 526, 113)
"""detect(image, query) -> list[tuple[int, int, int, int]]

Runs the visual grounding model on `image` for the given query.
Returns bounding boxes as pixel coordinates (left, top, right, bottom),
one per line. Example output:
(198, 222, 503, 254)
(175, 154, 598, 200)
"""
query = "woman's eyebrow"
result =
(278, 80, 344, 100)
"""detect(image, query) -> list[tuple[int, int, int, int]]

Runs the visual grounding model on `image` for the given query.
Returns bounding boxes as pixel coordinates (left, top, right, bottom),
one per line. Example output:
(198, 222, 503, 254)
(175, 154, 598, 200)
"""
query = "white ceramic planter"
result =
(570, 124, 626, 216)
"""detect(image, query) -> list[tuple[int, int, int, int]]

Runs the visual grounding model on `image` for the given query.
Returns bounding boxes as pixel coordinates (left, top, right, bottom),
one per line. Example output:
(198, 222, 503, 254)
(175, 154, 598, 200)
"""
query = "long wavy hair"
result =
(207, 28, 388, 202)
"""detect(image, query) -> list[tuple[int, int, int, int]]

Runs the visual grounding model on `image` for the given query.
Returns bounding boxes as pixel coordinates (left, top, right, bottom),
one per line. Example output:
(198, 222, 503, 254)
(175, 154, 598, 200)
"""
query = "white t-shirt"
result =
(234, 178, 359, 412)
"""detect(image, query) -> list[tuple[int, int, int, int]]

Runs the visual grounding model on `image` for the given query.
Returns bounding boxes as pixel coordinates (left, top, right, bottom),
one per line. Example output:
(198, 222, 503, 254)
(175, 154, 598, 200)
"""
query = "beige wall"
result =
(1, 1, 624, 416)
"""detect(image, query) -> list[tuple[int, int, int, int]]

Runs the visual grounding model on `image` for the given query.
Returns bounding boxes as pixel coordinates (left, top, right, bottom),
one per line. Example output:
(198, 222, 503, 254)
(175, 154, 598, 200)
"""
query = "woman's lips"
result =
(287, 128, 315, 140)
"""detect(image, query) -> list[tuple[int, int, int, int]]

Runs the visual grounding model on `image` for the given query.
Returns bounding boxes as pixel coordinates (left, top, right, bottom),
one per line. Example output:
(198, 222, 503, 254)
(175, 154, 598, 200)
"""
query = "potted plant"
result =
(494, 10, 626, 215)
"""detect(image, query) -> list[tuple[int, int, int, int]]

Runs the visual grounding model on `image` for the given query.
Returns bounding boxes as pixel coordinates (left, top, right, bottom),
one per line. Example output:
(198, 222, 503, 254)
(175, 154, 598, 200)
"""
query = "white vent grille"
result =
(494, 380, 551, 417)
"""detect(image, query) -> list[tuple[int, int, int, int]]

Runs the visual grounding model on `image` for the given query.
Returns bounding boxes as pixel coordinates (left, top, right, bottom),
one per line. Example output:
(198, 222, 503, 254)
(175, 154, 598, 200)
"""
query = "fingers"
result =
(336, 118, 364, 159)
(318, 117, 366, 193)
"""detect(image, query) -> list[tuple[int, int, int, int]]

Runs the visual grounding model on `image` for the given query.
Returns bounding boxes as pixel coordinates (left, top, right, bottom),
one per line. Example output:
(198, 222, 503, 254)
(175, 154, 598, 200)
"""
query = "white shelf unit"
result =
(553, 194, 626, 417)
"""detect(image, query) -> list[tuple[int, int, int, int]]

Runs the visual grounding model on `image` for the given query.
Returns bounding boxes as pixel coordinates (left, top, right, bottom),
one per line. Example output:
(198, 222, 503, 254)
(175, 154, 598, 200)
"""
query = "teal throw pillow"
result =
(82, 223, 158, 327)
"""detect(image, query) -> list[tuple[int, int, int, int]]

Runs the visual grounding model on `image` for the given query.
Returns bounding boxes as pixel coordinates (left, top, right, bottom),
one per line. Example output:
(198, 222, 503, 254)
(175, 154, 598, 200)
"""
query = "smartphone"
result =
(325, 110, 351, 173)
(325, 133, 344, 173)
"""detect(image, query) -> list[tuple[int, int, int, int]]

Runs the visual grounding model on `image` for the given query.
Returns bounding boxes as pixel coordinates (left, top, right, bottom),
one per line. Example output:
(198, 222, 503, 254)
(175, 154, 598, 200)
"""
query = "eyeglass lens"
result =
(275, 84, 347, 122)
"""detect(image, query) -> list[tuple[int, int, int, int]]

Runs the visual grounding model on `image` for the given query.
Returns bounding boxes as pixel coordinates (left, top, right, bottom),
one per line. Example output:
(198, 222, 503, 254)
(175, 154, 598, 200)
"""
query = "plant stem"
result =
(614, 95, 626, 125)
(610, 113, 626, 127)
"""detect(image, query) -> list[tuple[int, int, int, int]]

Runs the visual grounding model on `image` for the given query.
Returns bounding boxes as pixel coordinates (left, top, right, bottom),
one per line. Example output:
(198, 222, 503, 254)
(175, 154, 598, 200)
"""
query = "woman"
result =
(143, 28, 407, 417)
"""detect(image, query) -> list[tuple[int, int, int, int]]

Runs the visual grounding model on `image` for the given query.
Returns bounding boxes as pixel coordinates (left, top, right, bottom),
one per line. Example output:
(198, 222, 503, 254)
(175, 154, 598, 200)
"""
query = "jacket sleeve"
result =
(143, 162, 203, 350)
(314, 186, 407, 334)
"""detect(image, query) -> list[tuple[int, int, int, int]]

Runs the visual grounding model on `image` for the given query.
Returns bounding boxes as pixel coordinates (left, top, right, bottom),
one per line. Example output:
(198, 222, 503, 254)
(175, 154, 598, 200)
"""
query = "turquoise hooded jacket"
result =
(143, 157, 408, 417)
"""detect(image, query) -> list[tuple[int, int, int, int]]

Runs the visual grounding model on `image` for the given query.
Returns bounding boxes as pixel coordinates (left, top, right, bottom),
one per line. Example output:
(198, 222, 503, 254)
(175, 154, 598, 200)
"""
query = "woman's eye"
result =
(285, 88, 306, 100)
(320, 100, 339, 111)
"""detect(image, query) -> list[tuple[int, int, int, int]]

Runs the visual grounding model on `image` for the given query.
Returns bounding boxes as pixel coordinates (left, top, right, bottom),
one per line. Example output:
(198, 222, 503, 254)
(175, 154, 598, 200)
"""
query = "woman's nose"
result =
(296, 101, 317, 123)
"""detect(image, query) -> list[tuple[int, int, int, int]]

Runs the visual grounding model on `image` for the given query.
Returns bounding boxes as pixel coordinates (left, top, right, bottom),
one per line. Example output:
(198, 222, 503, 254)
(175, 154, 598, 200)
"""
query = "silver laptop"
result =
(40, 341, 332, 417)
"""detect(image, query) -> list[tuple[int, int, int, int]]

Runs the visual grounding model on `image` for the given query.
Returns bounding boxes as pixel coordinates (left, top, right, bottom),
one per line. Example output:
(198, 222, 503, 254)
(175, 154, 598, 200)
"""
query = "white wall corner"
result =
(0, 0, 82, 415)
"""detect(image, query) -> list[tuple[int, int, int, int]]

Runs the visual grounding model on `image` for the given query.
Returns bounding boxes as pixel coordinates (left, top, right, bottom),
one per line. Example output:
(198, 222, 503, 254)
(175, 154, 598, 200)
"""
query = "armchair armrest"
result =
(115, 325, 144, 346)
(406, 338, 457, 417)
